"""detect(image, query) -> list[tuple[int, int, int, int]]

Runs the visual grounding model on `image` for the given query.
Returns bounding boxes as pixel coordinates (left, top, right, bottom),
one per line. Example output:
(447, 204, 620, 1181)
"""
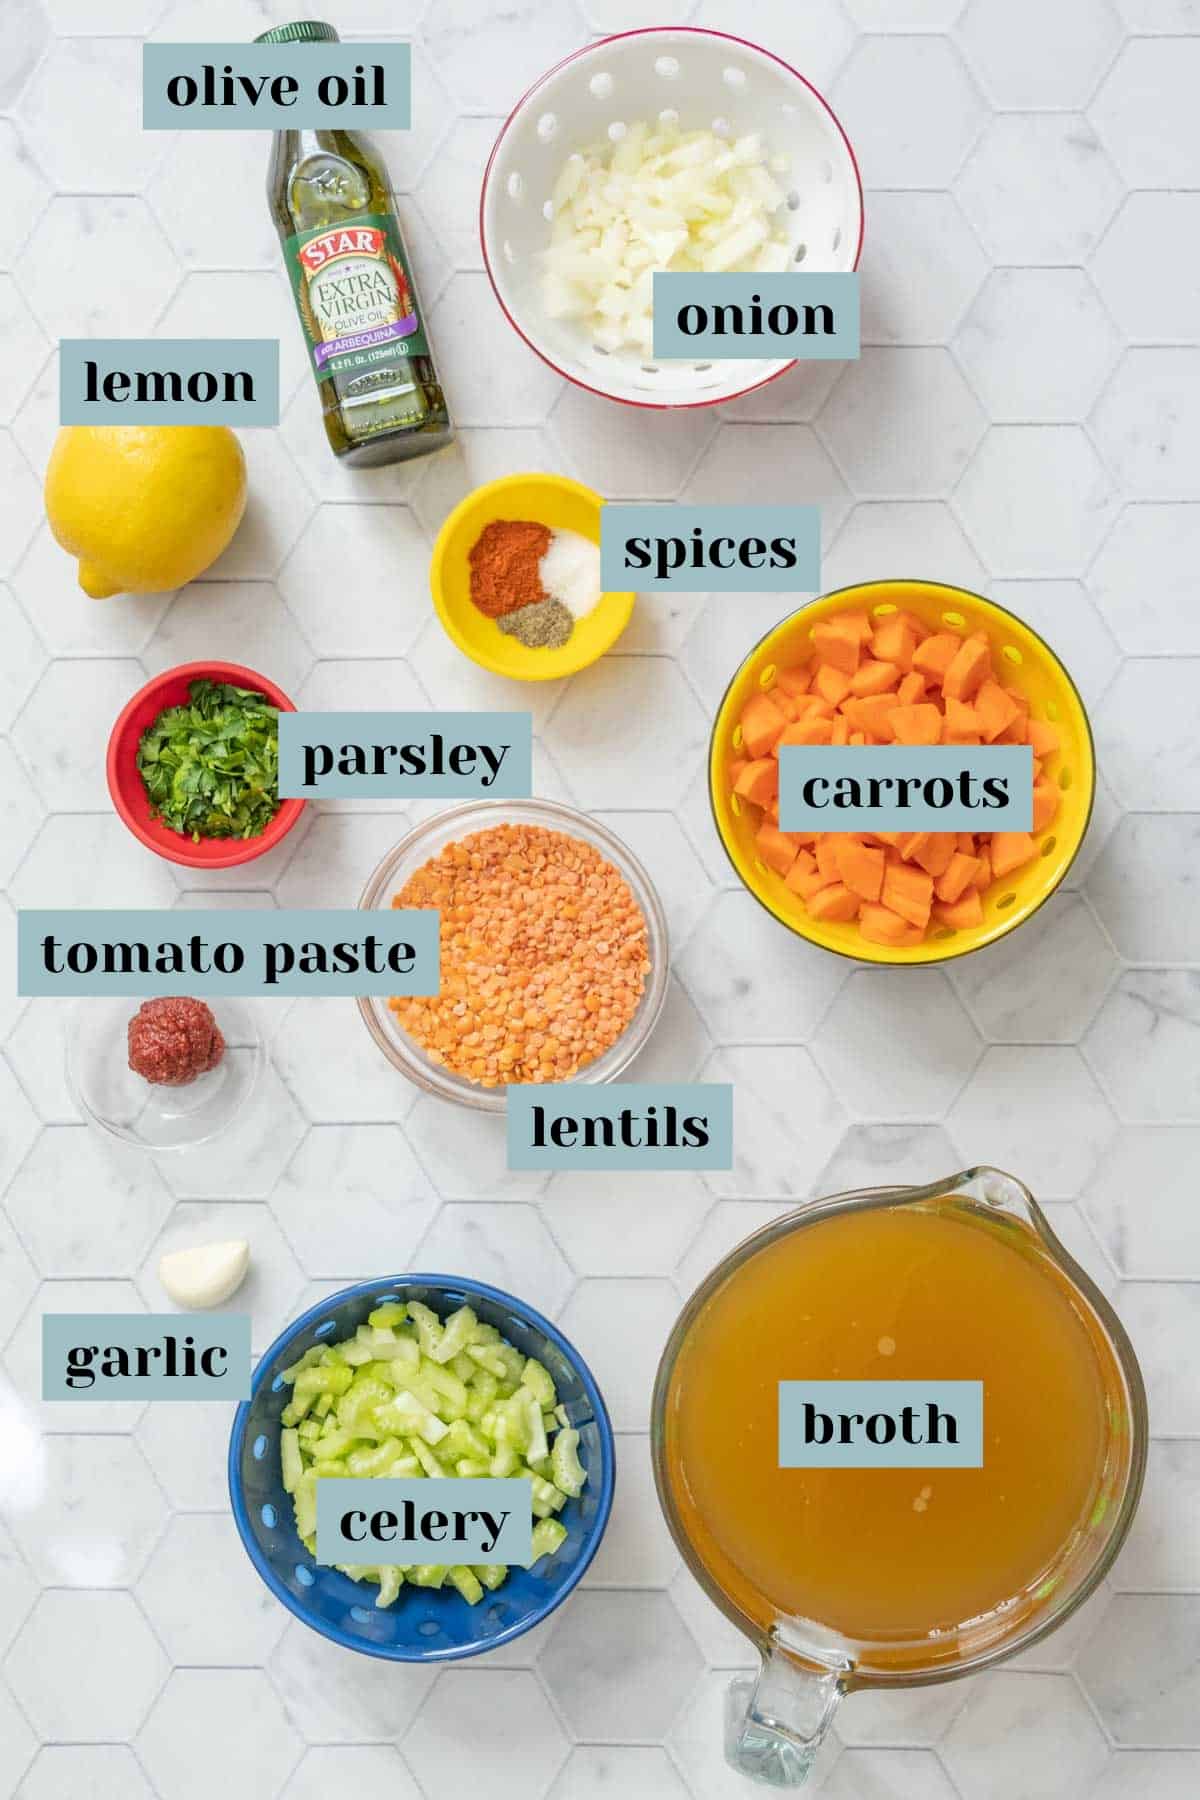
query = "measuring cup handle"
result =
(724, 1649, 844, 1788)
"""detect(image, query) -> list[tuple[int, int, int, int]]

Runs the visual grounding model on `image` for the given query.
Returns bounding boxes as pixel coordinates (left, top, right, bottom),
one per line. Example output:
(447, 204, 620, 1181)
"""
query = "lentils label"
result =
(507, 1082, 734, 1170)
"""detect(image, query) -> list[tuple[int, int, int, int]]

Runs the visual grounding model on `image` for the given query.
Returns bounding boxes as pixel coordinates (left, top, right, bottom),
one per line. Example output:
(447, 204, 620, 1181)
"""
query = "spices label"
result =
(777, 746, 1034, 832)
(778, 1382, 984, 1469)
(43, 1315, 252, 1401)
(507, 1082, 734, 1170)
(285, 212, 429, 383)
(276, 712, 533, 799)
(600, 503, 820, 592)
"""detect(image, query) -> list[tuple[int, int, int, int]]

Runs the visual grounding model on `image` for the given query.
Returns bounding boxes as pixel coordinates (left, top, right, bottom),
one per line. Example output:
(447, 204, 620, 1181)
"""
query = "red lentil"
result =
(388, 823, 651, 1088)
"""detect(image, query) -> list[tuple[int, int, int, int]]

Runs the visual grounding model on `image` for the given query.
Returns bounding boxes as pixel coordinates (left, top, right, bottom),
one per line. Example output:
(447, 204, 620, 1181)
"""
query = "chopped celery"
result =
(551, 1428, 587, 1499)
(448, 1564, 484, 1605)
(278, 1297, 589, 1610)
(530, 1519, 568, 1564)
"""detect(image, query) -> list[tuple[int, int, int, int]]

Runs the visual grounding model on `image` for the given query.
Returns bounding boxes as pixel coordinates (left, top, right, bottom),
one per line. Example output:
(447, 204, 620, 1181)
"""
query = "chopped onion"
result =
(540, 119, 792, 355)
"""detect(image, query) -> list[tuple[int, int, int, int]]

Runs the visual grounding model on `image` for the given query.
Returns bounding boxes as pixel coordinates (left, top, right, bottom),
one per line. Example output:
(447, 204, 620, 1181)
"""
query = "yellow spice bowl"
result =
(710, 580, 1096, 966)
(430, 472, 635, 680)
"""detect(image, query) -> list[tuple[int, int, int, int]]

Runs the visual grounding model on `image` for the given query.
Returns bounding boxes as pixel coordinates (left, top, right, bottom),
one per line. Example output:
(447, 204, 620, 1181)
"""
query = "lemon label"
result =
(285, 211, 428, 382)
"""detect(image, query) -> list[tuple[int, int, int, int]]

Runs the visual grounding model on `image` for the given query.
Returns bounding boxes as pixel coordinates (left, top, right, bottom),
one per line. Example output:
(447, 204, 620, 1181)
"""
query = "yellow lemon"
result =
(45, 425, 247, 599)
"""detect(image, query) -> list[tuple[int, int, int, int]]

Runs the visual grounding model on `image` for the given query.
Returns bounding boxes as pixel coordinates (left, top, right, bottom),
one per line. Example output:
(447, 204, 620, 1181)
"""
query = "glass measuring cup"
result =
(651, 1166, 1147, 1788)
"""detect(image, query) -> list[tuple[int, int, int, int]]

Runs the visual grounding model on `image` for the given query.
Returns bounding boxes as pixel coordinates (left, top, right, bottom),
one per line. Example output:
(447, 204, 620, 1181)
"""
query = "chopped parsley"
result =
(136, 678, 281, 842)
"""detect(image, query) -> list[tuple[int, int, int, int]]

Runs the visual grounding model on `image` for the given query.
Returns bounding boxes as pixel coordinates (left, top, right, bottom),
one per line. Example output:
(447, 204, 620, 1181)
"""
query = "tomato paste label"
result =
(285, 211, 428, 382)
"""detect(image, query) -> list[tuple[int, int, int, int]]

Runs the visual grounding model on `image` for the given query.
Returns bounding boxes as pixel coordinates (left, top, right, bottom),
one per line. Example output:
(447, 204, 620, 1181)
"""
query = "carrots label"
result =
(778, 746, 1034, 833)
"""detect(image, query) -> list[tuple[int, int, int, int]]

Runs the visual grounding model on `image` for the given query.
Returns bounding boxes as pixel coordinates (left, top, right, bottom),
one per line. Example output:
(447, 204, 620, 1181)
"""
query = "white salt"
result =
(540, 528, 601, 620)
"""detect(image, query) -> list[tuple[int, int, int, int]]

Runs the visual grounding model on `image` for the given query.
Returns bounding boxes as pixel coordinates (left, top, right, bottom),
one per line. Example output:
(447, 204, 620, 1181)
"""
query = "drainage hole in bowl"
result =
(759, 663, 777, 689)
(418, 1617, 441, 1638)
(730, 792, 743, 818)
(295, 1565, 314, 1587)
(608, 119, 627, 142)
(793, 243, 807, 263)
(589, 71, 614, 99)
(537, 112, 558, 141)
(315, 1318, 336, 1337)
(485, 1605, 507, 1627)
(1045, 697, 1060, 721)
(502, 239, 517, 264)
(995, 892, 1017, 911)
(655, 55, 681, 80)
(261, 1503, 277, 1529)
(832, 226, 842, 252)
(252, 1434, 268, 1461)
(640, 364, 660, 375)
(1002, 644, 1023, 666)
(820, 157, 833, 182)
(787, 189, 801, 211)
(942, 610, 967, 630)
(659, 106, 679, 126)
(873, 601, 897, 618)
(1059, 767, 1073, 790)
(541, 200, 554, 222)
(694, 361, 713, 371)
(1041, 835, 1057, 857)
(271, 1373, 285, 1392)
(933, 927, 955, 941)
(350, 1606, 373, 1626)
(723, 65, 747, 88)
(712, 115, 732, 137)
(506, 171, 523, 201)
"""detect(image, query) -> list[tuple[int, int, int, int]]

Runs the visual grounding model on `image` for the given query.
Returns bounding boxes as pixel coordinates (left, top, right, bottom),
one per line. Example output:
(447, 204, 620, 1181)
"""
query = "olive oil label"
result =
(285, 211, 428, 382)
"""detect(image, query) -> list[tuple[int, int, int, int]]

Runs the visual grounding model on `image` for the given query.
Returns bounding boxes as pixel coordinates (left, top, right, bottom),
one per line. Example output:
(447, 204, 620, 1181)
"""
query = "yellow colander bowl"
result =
(430, 472, 635, 680)
(709, 580, 1095, 966)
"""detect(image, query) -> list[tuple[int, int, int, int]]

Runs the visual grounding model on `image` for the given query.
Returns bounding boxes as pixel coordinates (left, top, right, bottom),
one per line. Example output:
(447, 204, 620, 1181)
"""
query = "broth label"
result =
(601, 503, 819, 591)
(779, 1380, 984, 1468)
(142, 43, 411, 129)
(317, 1478, 533, 1565)
(507, 1081, 733, 1170)
(42, 1315, 251, 1401)
(18, 908, 440, 997)
(60, 338, 279, 425)
(652, 271, 860, 361)
(277, 712, 533, 799)
(778, 745, 1035, 832)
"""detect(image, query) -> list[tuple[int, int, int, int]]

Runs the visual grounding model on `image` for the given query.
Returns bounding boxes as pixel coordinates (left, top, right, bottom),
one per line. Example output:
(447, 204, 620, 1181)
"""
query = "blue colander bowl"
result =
(229, 1273, 615, 1660)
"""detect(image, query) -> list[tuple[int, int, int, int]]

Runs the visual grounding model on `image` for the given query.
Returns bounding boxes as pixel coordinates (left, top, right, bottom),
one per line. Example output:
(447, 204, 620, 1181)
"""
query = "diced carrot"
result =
(841, 611, 874, 644)
(766, 799, 780, 823)
(834, 836, 886, 902)
(942, 632, 991, 703)
(881, 860, 934, 929)
(777, 716, 834, 747)
(740, 691, 789, 758)
(974, 678, 1022, 744)
(769, 688, 799, 722)
(755, 822, 800, 878)
(814, 663, 853, 707)
(807, 882, 861, 924)
(1032, 779, 1060, 834)
(942, 697, 982, 744)
(1004, 683, 1030, 715)
(734, 758, 778, 807)
(849, 731, 867, 746)
(874, 832, 902, 848)
(811, 618, 864, 676)
(786, 850, 837, 900)
(775, 665, 811, 698)
(932, 890, 984, 929)
(849, 659, 901, 698)
(815, 835, 841, 883)
(971, 845, 992, 889)
(995, 715, 1029, 745)
(841, 695, 898, 740)
(956, 832, 976, 854)
(870, 617, 918, 671)
(831, 714, 850, 746)
(911, 832, 956, 878)
(895, 610, 930, 642)
(912, 633, 960, 682)
(858, 903, 925, 948)
(1028, 719, 1061, 759)
(896, 670, 926, 705)
(935, 851, 981, 905)
(730, 757, 747, 789)
(890, 702, 942, 746)
(990, 831, 1036, 877)
(898, 831, 929, 863)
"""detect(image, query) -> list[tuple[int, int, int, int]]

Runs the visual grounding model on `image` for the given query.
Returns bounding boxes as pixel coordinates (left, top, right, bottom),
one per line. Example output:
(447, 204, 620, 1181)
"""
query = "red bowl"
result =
(107, 660, 305, 870)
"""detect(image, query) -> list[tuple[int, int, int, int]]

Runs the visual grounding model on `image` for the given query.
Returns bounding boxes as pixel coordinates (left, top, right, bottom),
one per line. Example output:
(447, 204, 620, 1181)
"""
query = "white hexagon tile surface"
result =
(0, 3, 1197, 1797)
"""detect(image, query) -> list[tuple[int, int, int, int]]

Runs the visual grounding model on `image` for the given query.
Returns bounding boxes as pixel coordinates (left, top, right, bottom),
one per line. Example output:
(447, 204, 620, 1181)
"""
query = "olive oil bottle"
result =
(257, 21, 452, 466)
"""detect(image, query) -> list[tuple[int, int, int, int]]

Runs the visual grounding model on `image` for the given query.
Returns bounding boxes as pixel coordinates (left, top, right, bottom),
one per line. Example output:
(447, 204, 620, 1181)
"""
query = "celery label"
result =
(316, 1478, 533, 1565)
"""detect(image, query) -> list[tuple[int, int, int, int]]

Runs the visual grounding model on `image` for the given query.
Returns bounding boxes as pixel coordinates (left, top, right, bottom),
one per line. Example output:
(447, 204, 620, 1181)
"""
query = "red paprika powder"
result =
(468, 519, 551, 619)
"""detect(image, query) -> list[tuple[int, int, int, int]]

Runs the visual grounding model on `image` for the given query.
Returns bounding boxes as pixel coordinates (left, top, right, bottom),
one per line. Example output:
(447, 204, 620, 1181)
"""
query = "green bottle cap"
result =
(254, 21, 340, 45)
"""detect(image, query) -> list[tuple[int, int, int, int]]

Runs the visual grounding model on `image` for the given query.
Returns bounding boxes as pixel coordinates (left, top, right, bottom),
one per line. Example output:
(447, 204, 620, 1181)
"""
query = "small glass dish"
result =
(66, 996, 263, 1151)
(357, 798, 669, 1113)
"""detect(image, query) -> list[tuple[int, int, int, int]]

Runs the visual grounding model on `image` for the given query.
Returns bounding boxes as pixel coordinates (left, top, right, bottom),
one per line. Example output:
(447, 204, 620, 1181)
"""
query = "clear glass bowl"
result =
(66, 996, 263, 1151)
(356, 798, 670, 1113)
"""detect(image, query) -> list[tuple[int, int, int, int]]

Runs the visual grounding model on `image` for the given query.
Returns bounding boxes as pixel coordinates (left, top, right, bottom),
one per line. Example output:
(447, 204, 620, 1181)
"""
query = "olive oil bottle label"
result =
(285, 211, 429, 382)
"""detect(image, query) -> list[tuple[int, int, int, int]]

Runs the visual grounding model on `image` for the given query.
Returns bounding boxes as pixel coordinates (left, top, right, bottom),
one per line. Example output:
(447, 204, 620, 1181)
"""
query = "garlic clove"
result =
(158, 1239, 249, 1309)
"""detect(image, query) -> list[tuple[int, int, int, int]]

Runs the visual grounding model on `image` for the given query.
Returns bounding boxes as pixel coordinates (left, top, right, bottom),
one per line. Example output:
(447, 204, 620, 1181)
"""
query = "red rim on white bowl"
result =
(106, 659, 305, 871)
(478, 25, 863, 412)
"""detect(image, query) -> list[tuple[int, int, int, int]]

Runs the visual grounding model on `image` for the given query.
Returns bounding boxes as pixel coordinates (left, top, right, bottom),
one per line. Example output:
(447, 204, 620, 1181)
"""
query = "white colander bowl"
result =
(480, 26, 864, 410)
